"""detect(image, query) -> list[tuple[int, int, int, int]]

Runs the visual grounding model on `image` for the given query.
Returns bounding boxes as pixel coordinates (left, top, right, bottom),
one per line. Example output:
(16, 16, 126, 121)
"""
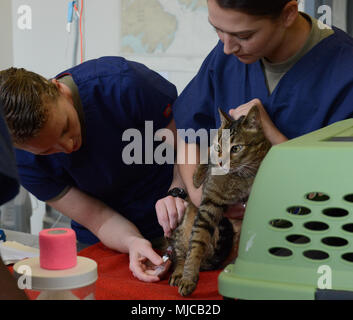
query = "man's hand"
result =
(155, 195, 188, 238)
(127, 237, 170, 282)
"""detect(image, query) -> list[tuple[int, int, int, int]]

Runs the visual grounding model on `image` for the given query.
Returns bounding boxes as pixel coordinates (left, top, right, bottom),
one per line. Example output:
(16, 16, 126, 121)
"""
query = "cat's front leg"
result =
(169, 244, 186, 287)
(169, 259, 185, 287)
(178, 264, 200, 296)
(178, 234, 206, 296)
(178, 211, 216, 296)
(193, 164, 209, 189)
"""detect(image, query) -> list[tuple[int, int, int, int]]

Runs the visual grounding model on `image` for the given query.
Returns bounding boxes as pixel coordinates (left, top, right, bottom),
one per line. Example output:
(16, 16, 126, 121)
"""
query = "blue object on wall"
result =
(0, 229, 6, 242)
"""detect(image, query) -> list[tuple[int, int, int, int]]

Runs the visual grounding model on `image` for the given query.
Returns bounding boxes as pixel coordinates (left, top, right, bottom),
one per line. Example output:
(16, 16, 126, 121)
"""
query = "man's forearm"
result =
(95, 212, 145, 253)
(47, 187, 145, 253)
(48, 187, 166, 282)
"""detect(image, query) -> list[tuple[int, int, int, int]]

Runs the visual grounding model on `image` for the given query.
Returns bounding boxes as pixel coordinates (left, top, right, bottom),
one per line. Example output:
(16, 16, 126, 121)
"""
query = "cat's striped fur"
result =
(169, 105, 271, 296)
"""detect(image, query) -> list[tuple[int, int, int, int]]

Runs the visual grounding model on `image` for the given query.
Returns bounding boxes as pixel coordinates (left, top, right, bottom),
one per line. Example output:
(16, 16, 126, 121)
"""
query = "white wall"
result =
(12, 0, 83, 77)
(10, 0, 349, 91)
(11, 0, 124, 78)
(10, 0, 215, 93)
(333, 0, 347, 31)
(0, 0, 13, 69)
(84, 0, 121, 60)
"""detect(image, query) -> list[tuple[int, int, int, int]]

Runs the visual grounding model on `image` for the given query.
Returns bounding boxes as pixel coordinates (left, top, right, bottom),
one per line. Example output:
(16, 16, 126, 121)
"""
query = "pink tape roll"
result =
(39, 228, 77, 270)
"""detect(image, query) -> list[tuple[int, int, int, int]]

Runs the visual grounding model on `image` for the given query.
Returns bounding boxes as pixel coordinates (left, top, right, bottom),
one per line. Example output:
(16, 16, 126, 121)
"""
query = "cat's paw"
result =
(169, 271, 183, 287)
(178, 278, 197, 296)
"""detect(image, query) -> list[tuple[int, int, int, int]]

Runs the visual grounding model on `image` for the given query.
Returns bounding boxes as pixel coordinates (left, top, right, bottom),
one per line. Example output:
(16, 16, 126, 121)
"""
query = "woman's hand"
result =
(155, 195, 188, 238)
(228, 98, 287, 145)
(228, 98, 268, 121)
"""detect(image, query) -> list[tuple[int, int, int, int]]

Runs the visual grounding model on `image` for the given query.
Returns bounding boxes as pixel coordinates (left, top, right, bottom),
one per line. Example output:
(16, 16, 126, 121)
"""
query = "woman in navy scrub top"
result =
(173, 0, 353, 215)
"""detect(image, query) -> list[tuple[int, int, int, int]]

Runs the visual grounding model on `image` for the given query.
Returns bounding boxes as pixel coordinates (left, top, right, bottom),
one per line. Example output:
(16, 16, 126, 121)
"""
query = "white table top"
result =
(2, 229, 39, 248)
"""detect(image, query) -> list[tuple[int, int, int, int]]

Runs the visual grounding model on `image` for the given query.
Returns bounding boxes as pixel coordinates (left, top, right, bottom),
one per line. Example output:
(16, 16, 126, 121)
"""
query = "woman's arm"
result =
(155, 164, 188, 237)
(155, 119, 190, 237)
(176, 135, 203, 207)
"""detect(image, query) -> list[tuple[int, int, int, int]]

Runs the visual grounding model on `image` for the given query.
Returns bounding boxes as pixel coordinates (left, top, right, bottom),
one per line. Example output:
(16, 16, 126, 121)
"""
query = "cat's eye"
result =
(214, 143, 221, 152)
(231, 145, 243, 153)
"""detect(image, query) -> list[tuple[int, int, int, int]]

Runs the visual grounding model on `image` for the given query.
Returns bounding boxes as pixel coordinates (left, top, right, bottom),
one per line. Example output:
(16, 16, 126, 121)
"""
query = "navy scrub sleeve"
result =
(173, 43, 219, 144)
(0, 104, 19, 205)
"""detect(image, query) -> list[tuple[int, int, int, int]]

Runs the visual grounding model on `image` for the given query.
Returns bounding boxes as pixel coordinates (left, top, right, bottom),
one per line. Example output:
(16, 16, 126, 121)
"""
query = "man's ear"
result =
(51, 78, 64, 93)
(280, 0, 299, 28)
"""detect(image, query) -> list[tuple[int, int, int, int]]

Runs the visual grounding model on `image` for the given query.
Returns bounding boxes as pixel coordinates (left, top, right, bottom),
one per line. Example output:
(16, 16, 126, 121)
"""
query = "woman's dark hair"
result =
(216, 0, 297, 18)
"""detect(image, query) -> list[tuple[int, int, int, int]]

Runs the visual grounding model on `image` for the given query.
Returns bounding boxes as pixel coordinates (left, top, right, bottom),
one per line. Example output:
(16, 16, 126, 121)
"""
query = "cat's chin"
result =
(209, 164, 230, 174)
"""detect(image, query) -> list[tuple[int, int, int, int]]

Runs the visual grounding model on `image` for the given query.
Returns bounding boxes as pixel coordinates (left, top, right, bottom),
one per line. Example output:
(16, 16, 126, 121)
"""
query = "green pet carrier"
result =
(218, 119, 353, 300)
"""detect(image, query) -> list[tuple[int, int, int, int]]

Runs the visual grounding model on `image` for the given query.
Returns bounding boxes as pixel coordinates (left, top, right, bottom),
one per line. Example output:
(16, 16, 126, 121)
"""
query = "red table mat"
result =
(78, 242, 223, 300)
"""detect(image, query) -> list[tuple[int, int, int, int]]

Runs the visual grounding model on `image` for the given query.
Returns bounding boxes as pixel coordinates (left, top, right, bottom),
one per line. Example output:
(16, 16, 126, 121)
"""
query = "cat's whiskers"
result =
(235, 162, 259, 177)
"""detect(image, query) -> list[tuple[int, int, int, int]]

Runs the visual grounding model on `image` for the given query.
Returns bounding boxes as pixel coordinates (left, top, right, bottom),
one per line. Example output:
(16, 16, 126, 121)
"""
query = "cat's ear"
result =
(218, 108, 233, 128)
(243, 105, 261, 131)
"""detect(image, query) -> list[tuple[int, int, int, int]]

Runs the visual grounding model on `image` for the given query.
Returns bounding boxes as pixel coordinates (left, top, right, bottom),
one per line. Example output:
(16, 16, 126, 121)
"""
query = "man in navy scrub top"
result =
(0, 57, 186, 282)
(173, 0, 353, 217)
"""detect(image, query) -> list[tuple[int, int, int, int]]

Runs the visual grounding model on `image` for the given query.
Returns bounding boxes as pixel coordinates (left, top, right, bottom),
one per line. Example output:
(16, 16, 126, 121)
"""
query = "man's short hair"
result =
(0, 67, 59, 144)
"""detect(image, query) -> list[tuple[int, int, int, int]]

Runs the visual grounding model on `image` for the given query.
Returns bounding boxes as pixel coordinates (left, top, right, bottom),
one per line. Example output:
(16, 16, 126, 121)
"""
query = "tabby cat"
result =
(168, 105, 271, 296)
